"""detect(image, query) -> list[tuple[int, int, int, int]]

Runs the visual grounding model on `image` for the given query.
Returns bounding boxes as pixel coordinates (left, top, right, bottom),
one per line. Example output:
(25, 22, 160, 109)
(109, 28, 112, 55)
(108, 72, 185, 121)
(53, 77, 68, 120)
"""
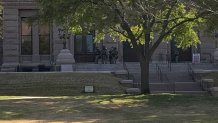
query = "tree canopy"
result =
(37, 0, 208, 47)
(37, 0, 217, 94)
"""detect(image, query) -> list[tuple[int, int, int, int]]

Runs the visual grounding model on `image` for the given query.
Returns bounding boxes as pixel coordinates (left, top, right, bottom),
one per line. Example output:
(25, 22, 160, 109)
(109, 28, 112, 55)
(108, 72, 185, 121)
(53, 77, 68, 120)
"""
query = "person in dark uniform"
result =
(109, 47, 113, 64)
(101, 46, 108, 64)
(109, 47, 118, 64)
(175, 49, 179, 63)
(94, 47, 101, 64)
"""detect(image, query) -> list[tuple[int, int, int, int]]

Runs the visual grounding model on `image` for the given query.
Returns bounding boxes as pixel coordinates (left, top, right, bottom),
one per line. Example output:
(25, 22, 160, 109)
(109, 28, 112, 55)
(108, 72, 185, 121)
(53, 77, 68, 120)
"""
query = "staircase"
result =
(1, 63, 18, 72)
(124, 62, 206, 95)
(74, 63, 125, 72)
(74, 63, 141, 94)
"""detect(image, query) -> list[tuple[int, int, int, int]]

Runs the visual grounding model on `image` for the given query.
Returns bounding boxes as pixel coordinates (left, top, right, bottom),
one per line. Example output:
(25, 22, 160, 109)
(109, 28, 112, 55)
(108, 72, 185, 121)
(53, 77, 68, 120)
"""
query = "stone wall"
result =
(199, 32, 217, 63)
(0, 38, 2, 65)
(3, 8, 19, 65)
(2, 0, 37, 68)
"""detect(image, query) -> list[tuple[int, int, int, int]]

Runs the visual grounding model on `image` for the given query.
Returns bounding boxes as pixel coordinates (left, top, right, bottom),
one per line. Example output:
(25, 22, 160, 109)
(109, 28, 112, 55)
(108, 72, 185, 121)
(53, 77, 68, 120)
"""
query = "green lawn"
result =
(0, 73, 124, 96)
(1, 94, 218, 123)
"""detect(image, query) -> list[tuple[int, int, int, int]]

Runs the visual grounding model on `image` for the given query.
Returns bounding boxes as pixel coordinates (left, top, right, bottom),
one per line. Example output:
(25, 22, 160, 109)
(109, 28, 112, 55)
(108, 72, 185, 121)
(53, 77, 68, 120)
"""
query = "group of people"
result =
(94, 46, 118, 64)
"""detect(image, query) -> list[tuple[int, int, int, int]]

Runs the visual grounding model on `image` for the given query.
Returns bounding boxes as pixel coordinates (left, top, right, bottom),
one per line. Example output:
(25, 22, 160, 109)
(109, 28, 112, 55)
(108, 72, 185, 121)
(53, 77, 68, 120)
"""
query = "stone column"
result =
(68, 34, 75, 55)
(214, 48, 218, 63)
(2, 9, 20, 71)
(118, 41, 123, 63)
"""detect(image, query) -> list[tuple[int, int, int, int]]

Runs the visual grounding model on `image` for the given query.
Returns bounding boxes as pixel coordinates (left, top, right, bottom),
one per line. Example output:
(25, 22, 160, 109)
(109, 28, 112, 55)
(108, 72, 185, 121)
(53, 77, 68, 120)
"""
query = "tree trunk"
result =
(139, 57, 150, 94)
(119, 19, 151, 94)
(140, 21, 151, 94)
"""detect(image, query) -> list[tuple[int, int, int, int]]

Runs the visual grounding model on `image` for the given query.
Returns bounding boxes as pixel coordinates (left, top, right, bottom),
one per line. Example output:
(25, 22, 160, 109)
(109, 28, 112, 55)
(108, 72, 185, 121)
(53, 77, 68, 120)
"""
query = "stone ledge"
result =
(209, 87, 218, 96)
(119, 80, 133, 88)
(201, 79, 215, 91)
(119, 80, 133, 84)
(114, 70, 128, 75)
(126, 88, 141, 95)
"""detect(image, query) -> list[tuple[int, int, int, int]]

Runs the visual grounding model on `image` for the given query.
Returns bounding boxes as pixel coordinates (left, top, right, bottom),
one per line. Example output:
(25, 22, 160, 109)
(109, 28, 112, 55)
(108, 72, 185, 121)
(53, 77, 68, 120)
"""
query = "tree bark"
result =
(139, 18, 152, 94)
(139, 55, 150, 94)
(120, 18, 151, 94)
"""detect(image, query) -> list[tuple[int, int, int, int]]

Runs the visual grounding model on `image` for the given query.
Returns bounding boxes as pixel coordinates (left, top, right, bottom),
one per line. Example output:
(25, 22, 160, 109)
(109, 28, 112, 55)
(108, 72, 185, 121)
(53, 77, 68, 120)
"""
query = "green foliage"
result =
(166, 3, 204, 48)
(189, 0, 218, 33)
(37, 0, 208, 50)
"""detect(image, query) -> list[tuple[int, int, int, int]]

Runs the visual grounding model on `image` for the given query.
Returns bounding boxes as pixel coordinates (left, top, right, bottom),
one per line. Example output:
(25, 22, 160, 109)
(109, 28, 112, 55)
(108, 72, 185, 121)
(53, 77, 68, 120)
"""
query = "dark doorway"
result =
(123, 42, 144, 62)
(171, 41, 192, 62)
(74, 34, 95, 62)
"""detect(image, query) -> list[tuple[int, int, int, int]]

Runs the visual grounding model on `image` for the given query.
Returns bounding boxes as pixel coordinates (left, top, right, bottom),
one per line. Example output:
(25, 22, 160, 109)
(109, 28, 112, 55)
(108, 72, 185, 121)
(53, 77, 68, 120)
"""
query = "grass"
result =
(0, 94, 218, 123)
(0, 73, 124, 96)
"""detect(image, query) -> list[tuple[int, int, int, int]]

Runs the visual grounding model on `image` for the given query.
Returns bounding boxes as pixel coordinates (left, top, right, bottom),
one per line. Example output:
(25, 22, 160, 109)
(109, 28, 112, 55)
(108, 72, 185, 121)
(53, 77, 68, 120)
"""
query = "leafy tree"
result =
(37, 0, 212, 94)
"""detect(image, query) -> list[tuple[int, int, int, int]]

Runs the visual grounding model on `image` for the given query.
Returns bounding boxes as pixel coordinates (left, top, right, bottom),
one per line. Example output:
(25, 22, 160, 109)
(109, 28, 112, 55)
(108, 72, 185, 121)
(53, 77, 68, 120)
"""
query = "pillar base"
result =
(56, 49, 75, 72)
(214, 48, 218, 63)
(1, 63, 19, 72)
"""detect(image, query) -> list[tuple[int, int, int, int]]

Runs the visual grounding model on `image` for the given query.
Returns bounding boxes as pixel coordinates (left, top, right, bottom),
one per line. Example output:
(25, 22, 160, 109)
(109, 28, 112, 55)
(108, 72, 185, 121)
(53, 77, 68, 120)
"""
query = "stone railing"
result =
(201, 79, 215, 91)
(193, 69, 218, 96)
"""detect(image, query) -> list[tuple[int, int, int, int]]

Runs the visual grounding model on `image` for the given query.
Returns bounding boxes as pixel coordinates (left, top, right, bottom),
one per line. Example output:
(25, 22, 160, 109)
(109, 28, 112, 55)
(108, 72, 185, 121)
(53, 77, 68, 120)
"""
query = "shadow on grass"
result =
(1, 94, 218, 122)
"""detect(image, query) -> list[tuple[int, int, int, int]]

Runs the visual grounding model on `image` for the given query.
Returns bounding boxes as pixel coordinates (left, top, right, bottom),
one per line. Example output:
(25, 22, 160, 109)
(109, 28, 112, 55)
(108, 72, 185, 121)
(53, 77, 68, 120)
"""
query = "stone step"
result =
(175, 91, 207, 95)
(167, 73, 192, 81)
(126, 88, 141, 94)
(1, 67, 17, 72)
(149, 83, 172, 91)
(174, 82, 202, 91)
(75, 63, 124, 71)
(119, 80, 133, 88)
(126, 65, 157, 67)
(149, 82, 202, 91)
(151, 91, 207, 95)
(119, 80, 133, 84)
(150, 91, 174, 94)
(112, 70, 128, 79)
(192, 63, 218, 70)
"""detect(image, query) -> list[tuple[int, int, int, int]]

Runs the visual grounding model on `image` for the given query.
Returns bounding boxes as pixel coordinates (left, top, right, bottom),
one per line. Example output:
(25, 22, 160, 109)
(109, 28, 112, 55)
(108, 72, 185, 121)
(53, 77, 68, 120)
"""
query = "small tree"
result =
(37, 0, 212, 94)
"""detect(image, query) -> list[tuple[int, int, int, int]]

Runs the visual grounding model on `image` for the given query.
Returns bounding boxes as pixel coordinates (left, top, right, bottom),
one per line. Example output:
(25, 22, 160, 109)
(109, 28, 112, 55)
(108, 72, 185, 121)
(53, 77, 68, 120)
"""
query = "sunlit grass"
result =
(0, 96, 21, 100)
(1, 94, 218, 122)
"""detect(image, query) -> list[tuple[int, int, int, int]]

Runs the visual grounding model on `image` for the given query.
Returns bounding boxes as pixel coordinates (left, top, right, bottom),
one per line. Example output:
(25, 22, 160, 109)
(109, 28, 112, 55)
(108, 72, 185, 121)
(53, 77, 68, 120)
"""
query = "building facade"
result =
(2, 0, 217, 71)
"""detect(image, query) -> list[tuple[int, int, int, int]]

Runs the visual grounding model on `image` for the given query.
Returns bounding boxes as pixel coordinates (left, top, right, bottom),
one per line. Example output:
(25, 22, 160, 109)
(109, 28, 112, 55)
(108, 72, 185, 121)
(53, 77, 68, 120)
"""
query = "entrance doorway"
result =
(123, 42, 144, 62)
(74, 34, 95, 62)
(171, 41, 192, 62)
(123, 42, 138, 62)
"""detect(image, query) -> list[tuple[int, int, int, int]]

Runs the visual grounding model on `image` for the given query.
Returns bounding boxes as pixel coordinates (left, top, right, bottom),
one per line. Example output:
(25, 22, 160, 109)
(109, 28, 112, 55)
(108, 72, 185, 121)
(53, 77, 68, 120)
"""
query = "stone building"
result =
(1, 0, 217, 71)
(0, 38, 2, 65)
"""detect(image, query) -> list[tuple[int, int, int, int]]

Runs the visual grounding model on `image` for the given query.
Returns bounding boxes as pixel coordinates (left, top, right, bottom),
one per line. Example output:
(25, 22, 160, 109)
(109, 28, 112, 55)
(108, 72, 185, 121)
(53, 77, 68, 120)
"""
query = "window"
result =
(21, 18, 32, 55)
(39, 24, 50, 55)
(75, 34, 94, 53)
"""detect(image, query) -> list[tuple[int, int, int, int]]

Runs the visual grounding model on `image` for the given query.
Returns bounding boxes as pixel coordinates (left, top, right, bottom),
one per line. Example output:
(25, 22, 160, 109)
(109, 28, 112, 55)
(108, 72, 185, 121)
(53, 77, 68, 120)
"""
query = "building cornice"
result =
(3, 0, 38, 9)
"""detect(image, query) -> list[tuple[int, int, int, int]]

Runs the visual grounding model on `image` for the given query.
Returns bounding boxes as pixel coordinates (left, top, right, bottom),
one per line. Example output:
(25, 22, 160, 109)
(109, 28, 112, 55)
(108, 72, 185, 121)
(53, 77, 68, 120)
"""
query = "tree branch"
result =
(149, 14, 204, 57)
(110, 27, 128, 38)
